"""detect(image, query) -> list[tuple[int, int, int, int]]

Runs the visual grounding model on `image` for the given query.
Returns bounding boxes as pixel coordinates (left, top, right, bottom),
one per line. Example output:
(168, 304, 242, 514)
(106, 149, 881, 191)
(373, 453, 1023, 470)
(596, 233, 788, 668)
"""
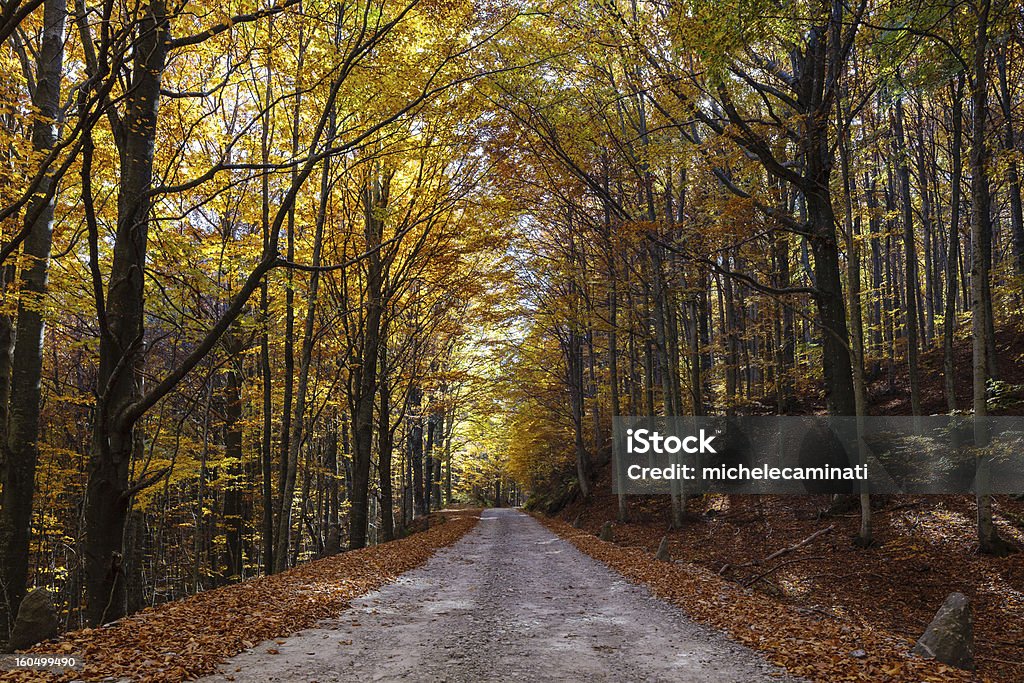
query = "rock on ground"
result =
(9, 588, 59, 651)
(655, 535, 671, 562)
(912, 592, 974, 670)
(199, 509, 800, 682)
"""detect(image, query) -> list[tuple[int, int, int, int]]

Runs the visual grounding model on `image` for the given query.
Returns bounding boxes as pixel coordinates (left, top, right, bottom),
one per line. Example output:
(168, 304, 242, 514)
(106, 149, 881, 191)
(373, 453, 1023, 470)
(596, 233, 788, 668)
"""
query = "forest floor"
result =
(199, 508, 797, 683)
(557, 325, 1024, 682)
(558, 491, 1020, 682)
(4, 510, 480, 682)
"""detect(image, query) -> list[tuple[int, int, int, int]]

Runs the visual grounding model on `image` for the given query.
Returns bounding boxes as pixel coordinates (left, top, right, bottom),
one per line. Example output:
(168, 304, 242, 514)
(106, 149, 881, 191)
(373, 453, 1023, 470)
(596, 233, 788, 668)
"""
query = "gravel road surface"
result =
(199, 508, 797, 682)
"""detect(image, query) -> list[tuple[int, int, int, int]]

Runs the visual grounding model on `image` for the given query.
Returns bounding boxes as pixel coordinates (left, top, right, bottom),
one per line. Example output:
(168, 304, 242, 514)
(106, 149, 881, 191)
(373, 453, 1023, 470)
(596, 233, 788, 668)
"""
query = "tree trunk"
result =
(723, 265, 739, 411)
(378, 360, 395, 542)
(444, 407, 453, 507)
(565, 327, 591, 499)
(805, 185, 856, 416)
(996, 49, 1024, 277)
(324, 421, 341, 555)
(409, 383, 425, 517)
(0, 0, 66, 642)
(275, 41, 305, 547)
(85, 0, 169, 626)
(349, 173, 389, 550)
(274, 112, 331, 571)
(866, 175, 883, 379)
(222, 339, 245, 583)
(424, 406, 435, 515)
(893, 98, 922, 415)
(838, 105, 871, 546)
(915, 104, 936, 342)
(944, 76, 964, 412)
(258, 41, 276, 575)
(969, 0, 1013, 556)
(429, 410, 443, 509)
(609, 254, 628, 521)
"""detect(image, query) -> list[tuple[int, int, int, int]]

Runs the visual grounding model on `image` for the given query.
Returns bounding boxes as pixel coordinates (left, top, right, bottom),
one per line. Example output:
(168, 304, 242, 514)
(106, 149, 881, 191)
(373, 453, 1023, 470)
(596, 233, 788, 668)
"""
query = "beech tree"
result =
(0, 0, 67, 638)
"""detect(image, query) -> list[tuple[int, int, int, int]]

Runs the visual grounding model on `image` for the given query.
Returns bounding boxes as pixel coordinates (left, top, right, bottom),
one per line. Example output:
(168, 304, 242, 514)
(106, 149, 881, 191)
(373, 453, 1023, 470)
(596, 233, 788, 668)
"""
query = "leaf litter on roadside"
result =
(539, 514, 983, 683)
(1, 511, 479, 683)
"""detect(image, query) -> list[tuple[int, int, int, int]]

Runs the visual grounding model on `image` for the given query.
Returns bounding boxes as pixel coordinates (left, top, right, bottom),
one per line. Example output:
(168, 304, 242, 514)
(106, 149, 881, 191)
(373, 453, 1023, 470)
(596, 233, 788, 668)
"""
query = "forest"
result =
(0, 0, 1022, 675)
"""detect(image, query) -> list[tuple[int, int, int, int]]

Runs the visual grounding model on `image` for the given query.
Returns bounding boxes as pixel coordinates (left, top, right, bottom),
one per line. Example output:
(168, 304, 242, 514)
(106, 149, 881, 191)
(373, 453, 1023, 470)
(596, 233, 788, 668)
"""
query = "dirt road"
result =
(200, 509, 797, 682)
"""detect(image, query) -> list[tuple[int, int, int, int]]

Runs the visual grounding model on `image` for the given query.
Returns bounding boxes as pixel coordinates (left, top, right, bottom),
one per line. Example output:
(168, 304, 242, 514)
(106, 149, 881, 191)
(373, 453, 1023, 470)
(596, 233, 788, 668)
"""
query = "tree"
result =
(0, 0, 67, 641)
(968, 0, 1014, 557)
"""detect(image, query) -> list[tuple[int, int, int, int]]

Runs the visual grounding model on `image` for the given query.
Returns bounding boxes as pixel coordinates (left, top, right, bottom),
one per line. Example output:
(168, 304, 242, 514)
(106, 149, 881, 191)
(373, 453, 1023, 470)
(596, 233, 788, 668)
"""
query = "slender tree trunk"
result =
(378, 360, 395, 542)
(609, 256, 628, 521)
(409, 384, 425, 517)
(0, 267, 12, 480)
(969, 0, 1013, 556)
(698, 283, 713, 409)
(916, 106, 936, 342)
(866, 176, 883, 379)
(324, 421, 341, 555)
(258, 29, 276, 575)
(642, 300, 655, 417)
(222, 337, 244, 583)
(723, 266, 739, 411)
(424, 406, 435, 515)
(274, 110, 331, 571)
(839, 101, 872, 546)
(996, 49, 1024, 278)
(275, 91, 303, 560)
(444, 407, 453, 507)
(350, 173, 389, 550)
(945, 76, 965, 412)
(430, 410, 443, 509)
(893, 98, 922, 415)
(565, 328, 591, 499)
(275, 29, 306, 540)
(0, 0, 66, 642)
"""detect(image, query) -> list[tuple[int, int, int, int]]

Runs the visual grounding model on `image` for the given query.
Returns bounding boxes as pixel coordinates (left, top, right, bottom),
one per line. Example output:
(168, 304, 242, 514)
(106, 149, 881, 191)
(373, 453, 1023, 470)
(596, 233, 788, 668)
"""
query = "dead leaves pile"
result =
(539, 515, 978, 683)
(3, 511, 479, 682)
